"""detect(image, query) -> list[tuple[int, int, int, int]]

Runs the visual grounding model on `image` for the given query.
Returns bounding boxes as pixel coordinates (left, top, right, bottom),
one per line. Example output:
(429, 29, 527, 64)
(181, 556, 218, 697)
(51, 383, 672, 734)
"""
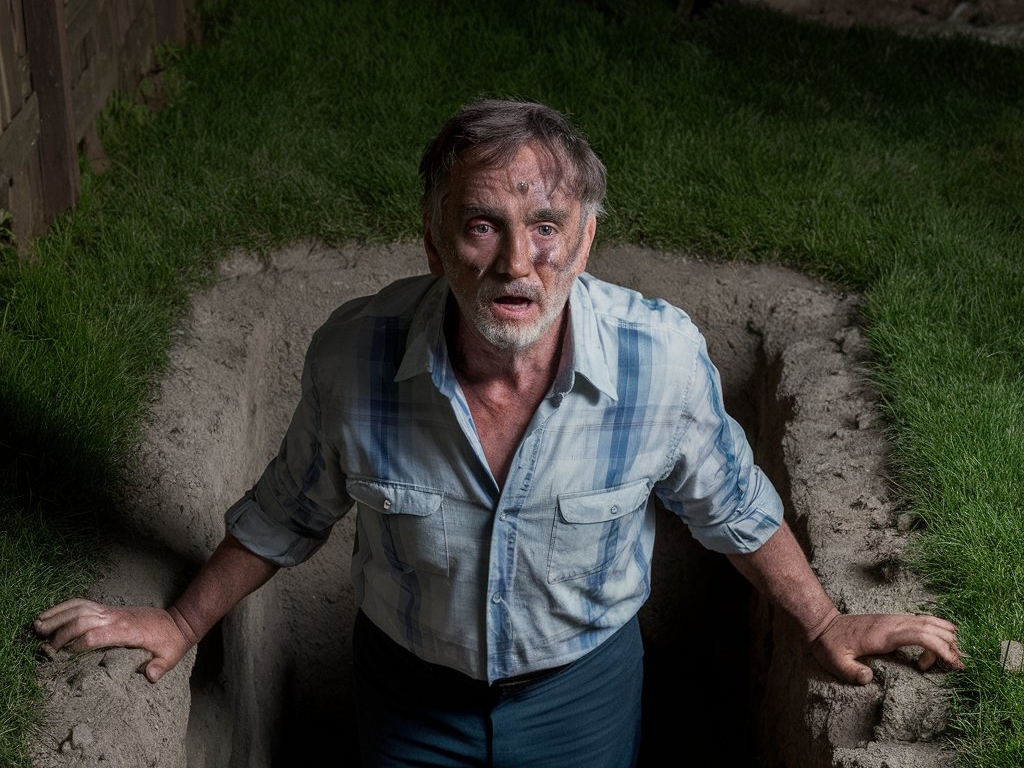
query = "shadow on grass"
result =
(0, 402, 118, 606)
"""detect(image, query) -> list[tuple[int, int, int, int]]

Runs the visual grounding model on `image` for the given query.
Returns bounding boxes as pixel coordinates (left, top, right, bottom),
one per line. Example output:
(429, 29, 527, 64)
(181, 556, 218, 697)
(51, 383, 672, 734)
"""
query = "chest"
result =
(461, 384, 545, 489)
(331, 366, 685, 503)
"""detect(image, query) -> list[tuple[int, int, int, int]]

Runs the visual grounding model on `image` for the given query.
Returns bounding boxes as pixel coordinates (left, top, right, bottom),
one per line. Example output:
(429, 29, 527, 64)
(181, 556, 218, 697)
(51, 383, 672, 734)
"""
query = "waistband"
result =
(354, 610, 573, 696)
(354, 609, 643, 703)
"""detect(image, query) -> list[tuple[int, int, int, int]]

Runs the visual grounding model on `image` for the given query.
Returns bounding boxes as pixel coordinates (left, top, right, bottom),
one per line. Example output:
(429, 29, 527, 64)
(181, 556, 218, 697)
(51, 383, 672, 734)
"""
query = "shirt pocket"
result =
(346, 477, 449, 577)
(548, 478, 652, 584)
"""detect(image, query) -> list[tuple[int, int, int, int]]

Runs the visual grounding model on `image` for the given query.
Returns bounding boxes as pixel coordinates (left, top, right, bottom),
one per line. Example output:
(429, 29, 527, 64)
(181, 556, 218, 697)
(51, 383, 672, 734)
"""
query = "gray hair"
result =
(419, 98, 607, 225)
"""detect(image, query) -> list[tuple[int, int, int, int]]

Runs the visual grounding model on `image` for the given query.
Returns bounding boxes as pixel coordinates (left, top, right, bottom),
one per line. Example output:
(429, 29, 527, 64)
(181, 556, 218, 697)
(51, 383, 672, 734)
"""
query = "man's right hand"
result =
(34, 599, 196, 683)
(34, 533, 280, 684)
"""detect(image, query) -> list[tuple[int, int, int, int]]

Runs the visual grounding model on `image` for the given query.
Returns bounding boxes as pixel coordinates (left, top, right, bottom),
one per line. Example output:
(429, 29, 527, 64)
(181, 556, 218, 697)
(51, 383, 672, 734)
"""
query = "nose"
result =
(496, 228, 533, 279)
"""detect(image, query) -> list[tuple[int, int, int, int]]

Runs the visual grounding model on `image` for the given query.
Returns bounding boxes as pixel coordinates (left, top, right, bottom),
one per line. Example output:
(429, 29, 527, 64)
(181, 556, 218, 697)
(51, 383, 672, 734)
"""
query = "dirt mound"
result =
(30, 242, 956, 767)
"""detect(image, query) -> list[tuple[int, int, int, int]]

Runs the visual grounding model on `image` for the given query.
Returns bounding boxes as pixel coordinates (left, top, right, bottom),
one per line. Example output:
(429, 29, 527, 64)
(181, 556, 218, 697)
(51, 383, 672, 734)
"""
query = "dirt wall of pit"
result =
(32, 243, 957, 768)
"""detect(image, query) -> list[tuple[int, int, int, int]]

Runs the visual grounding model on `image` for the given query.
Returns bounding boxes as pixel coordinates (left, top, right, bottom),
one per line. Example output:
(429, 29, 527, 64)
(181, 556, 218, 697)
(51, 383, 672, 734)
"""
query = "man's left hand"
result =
(811, 612, 964, 685)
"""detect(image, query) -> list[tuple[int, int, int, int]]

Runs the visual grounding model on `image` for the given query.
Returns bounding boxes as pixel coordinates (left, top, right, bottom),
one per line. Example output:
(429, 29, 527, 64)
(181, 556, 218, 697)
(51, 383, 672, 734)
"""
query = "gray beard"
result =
(465, 280, 570, 351)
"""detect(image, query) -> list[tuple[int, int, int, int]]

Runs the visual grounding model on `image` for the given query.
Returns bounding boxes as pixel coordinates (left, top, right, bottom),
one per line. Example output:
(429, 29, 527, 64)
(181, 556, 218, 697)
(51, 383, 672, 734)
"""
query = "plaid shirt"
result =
(226, 272, 782, 682)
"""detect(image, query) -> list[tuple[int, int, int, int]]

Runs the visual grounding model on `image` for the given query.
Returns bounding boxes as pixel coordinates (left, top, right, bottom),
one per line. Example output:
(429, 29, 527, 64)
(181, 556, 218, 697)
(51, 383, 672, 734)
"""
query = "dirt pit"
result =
(27, 3, 1015, 765)
(31, 242, 956, 768)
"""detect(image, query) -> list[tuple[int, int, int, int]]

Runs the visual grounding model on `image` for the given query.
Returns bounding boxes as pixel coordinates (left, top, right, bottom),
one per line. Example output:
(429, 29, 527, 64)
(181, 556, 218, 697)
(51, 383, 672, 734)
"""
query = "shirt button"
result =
(382, 499, 392, 510)
(499, 512, 507, 521)
(610, 505, 620, 515)
(491, 592, 502, 603)
(552, 393, 563, 407)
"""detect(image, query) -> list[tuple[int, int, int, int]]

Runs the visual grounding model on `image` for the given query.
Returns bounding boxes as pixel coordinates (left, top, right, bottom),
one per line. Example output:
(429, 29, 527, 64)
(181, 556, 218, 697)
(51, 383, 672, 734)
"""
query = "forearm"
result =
(169, 532, 280, 645)
(726, 521, 839, 644)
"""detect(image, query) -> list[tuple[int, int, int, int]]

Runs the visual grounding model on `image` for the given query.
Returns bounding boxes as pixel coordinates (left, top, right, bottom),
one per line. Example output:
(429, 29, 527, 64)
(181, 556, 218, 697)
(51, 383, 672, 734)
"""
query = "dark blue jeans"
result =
(353, 611, 644, 768)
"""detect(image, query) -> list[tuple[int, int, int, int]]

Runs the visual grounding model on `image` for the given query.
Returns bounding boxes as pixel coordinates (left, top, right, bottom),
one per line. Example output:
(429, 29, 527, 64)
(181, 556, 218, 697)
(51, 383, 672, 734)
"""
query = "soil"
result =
(29, 4, 1017, 766)
(29, 241, 954, 768)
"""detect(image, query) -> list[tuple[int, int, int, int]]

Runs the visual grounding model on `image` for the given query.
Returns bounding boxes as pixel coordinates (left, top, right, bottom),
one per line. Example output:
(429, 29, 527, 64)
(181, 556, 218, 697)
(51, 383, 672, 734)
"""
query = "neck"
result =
(448, 309, 567, 395)
(445, 304, 570, 491)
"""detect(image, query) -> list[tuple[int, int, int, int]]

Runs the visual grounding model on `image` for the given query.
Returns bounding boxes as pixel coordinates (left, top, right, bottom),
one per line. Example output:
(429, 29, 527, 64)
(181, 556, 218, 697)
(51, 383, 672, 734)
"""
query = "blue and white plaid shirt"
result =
(226, 272, 782, 682)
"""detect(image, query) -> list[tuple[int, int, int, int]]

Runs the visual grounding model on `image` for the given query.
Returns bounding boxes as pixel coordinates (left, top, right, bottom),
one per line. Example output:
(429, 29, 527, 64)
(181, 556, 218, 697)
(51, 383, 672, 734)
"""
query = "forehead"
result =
(448, 143, 577, 209)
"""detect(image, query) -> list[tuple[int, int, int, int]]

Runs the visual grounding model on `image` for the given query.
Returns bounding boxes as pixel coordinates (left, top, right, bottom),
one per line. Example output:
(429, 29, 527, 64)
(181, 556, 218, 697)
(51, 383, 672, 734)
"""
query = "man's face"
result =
(425, 143, 596, 353)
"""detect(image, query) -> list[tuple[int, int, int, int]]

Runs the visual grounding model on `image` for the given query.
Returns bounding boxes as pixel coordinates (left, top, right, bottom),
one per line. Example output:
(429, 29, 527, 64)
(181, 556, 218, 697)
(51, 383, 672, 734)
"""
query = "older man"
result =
(36, 99, 963, 768)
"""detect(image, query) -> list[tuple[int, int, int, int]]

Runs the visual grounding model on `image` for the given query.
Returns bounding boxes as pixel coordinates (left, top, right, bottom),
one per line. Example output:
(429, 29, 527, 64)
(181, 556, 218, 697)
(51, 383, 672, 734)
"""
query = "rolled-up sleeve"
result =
(225, 332, 352, 566)
(655, 337, 783, 554)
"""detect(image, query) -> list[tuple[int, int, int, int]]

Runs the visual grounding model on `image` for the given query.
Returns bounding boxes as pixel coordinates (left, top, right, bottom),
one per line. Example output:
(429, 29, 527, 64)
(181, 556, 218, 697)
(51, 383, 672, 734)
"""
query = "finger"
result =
(52, 618, 110, 652)
(33, 616, 59, 638)
(907, 619, 962, 667)
(927, 616, 958, 633)
(833, 656, 874, 685)
(892, 618, 963, 671)
(41, 614, 101, 651)
(915, 618, 959, 649)
(884, 615, 955, 647)
(67, 616, 153, 654)
(34, 608, 82, 636)
(144, 660, 166, 683)
(47, 609, 127, 652)
(34, 600, 108, 638)
(35, 598, 96, 622)
(921, 636, 964, 670)
(917, 649, 938, 671)
(869, 615, 961, 662)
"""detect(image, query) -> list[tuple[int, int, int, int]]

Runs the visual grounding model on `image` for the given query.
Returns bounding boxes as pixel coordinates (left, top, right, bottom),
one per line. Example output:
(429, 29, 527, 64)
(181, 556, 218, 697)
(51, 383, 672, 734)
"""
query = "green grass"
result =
(0, 479, 101, 766)
(2, 0, 1022, 764)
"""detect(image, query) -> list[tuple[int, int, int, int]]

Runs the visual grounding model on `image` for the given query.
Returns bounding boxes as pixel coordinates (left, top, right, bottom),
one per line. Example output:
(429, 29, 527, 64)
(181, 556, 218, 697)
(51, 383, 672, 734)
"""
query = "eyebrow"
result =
(531, 208, 570, 226)
(458, 205, 571, 227)
(459, 204, 504, 222)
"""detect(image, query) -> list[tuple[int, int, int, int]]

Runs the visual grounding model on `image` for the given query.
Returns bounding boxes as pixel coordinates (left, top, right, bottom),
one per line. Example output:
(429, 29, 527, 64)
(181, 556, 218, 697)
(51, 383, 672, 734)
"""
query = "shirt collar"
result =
(565, 275, 618, 401)
(394, 274, 618, 402)
(394, 276, 450, 387)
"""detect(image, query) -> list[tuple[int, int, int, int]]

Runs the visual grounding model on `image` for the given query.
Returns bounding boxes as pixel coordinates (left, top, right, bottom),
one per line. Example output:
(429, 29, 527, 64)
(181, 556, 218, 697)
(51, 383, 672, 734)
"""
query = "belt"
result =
(490, 662, 572, 691)
(356, 610, 572, 695)
(420, 656, 572, 692)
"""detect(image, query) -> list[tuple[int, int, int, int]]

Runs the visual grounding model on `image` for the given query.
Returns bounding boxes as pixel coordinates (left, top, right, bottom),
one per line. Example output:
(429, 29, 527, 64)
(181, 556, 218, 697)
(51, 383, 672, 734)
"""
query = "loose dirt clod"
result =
(1001, 640, 1024, 672)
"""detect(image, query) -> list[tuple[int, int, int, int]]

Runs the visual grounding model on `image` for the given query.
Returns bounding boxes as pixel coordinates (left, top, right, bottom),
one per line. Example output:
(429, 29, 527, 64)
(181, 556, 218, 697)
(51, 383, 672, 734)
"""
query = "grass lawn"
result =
(2, 0, 1022, 764)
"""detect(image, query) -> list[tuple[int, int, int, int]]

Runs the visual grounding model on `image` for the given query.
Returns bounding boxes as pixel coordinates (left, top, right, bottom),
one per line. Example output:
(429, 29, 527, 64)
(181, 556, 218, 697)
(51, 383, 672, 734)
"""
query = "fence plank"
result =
(1, 0, 196, 241)
(66, 0, 105, 56)
(154, 0, 183, 45)
(117, 2, 155, 91)
(0, 88, 38, 182)
(71, 47, 116, 138)
(10, 0, 25, 56)
(22, 0, 80, 222)
(6, 144, 40, 246)
(12, 0, 31, 105)
(0, 0, 24, 128)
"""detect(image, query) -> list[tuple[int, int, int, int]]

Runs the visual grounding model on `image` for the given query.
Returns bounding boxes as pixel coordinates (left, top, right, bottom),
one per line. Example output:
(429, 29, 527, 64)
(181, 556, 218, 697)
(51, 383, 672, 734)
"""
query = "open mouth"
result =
(494, 296, 533, 308)
(489, 293, 537, 319)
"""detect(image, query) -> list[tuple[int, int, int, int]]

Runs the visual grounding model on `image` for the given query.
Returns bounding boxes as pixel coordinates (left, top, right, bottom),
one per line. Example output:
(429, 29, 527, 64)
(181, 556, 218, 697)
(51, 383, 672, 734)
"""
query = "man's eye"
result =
(536, 225, 555, 236)
(470, 223, 492, 235)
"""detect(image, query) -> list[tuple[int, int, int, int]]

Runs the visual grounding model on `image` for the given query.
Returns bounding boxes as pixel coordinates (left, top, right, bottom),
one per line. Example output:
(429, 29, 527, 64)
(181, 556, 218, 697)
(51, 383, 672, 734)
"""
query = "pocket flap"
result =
(557, 478, 651, 524)
(346, 478, 444, 516)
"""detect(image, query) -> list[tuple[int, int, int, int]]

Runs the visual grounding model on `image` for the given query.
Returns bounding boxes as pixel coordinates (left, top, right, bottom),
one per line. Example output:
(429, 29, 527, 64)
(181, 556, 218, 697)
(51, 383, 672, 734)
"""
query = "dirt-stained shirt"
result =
(225, 272, 783, 682)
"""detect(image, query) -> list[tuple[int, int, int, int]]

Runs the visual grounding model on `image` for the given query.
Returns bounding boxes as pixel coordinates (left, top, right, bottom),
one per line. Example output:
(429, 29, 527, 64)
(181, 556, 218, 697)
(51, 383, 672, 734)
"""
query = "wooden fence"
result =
(0, 0, 199, 250)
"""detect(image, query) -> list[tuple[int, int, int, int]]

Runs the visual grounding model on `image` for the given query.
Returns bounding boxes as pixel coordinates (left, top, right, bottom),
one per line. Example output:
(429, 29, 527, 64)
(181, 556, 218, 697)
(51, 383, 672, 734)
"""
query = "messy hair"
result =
(419, 98, 608, 225)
